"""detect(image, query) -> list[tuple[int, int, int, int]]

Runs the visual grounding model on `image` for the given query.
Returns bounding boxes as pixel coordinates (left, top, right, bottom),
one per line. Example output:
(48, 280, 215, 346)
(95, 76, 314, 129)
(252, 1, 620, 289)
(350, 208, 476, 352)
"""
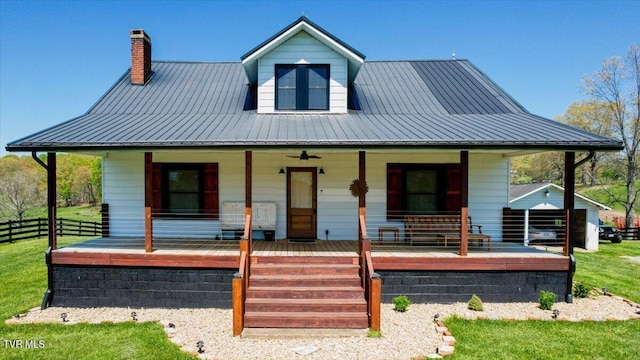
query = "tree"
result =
(0, 155, 46, 221)
(56, 154, 103, 206)
(583, 44, 640, 228)
(555, 100, 616, 185)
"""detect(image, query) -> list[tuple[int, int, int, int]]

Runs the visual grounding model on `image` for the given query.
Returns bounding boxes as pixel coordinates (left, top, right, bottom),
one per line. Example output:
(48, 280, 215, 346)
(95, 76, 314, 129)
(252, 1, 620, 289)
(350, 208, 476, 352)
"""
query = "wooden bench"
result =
(404, 215, 491, 249)
(221, 202, 276, 239)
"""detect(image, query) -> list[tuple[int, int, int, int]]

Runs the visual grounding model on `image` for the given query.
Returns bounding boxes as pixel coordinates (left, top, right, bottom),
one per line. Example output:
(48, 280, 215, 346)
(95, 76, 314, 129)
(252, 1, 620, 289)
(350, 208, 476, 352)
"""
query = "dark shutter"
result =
(445, 164, 461, 212)
(151, 163, 162, 215)
(387, 163, 403, 220)
(203, 163, 219, 219)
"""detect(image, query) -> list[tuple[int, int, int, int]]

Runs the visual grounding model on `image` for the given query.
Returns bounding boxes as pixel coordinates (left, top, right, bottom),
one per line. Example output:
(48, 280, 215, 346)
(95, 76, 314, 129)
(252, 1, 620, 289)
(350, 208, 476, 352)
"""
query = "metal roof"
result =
(7, 60, 623, 152)
(510, 183, 611, 210)
(240, 16, 366, 61)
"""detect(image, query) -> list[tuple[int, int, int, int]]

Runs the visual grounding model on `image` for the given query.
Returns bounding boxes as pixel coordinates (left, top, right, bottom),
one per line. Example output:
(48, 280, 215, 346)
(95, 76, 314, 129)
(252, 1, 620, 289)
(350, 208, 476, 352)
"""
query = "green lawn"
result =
(445, 317, 640, 360)
(578, 183, 640, 214)
(0, 237, 195, 360)
(27, 205, 102, 222)
(574, 241, 640, 302)
(443, 241, 640, 359)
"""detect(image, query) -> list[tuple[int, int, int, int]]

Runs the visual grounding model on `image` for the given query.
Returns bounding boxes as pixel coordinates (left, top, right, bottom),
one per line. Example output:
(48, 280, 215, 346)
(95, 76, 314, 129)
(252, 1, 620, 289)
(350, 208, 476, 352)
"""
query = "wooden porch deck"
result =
(52, 238, 569, 271)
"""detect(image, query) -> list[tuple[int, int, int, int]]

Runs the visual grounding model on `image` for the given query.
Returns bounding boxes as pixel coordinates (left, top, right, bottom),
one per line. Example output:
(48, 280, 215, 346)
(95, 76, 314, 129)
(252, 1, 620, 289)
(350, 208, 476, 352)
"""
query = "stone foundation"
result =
(52, 266, 235, 308)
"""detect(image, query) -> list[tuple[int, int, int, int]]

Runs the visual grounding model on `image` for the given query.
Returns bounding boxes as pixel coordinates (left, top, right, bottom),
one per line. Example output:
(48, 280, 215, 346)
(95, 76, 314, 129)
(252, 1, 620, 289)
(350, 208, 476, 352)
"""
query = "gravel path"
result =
(7, 294, 640, 359)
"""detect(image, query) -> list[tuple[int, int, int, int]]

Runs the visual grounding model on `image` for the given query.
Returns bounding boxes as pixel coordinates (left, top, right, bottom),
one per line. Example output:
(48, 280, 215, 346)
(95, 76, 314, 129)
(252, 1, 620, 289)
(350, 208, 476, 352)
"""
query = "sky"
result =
(1, 0, 639, 156)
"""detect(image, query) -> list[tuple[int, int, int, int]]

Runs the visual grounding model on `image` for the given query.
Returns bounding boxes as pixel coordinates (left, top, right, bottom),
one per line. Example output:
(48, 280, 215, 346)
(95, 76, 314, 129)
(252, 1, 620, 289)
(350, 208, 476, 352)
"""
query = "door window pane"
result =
(291, 172, 312, 208)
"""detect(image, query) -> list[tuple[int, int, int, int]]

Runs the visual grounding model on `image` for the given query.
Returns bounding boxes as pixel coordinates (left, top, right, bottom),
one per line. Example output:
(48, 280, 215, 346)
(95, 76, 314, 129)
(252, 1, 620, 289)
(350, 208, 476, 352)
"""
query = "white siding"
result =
(103, 153, 145, 236)
(257, 31, 348, 114)
(103, 151, 510, 241)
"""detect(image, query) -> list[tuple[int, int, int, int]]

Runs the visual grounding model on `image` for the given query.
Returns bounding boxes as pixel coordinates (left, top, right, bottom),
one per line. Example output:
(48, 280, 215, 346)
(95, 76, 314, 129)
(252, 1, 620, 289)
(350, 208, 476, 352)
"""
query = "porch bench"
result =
(221, 202, 276, 239)
(404, 215, 491, 249)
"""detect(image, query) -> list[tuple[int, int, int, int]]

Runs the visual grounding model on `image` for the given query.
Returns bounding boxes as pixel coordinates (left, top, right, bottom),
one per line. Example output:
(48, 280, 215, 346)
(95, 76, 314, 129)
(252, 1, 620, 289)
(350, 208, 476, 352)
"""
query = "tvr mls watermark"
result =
(3, 339, 46, 349)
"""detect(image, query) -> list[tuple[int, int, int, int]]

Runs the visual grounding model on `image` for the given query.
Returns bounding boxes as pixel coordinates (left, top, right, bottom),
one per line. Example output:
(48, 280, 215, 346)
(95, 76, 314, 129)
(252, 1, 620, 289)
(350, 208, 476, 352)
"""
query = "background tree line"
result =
(512, 44, 639, 227)
(0, 154, 101, 221)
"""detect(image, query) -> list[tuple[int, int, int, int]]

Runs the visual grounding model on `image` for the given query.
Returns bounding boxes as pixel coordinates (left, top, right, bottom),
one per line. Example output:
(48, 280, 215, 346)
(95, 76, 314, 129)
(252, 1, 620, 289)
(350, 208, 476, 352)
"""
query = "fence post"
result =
(8, 221, 13, 242)
(101, 203, 109, 237)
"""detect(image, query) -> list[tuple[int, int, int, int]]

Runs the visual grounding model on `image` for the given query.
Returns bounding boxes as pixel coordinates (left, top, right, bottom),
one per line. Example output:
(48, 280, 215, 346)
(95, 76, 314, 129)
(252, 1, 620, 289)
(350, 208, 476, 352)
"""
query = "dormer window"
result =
(276, 64, 329, 111)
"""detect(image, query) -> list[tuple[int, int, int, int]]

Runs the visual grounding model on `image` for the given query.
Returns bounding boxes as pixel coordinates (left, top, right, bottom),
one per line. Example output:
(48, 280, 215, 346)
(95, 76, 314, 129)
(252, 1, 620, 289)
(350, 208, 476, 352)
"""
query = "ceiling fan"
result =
(287, 151, 322, 160)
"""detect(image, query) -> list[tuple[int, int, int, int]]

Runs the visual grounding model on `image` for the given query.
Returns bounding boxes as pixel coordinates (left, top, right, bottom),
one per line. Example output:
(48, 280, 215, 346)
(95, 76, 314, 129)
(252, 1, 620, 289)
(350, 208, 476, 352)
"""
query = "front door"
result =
(287, 168, 317, 239)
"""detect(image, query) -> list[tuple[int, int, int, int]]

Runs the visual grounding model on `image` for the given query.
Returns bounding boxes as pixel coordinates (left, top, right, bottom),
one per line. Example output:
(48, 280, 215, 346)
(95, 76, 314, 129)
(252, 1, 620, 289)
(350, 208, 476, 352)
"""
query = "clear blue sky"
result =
(1, 0, 639, 156)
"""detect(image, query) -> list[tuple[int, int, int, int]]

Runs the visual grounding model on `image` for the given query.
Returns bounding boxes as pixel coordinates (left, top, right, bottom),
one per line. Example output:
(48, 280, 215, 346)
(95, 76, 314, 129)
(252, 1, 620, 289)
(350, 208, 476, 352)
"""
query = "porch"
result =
(52, 238, 569, 271)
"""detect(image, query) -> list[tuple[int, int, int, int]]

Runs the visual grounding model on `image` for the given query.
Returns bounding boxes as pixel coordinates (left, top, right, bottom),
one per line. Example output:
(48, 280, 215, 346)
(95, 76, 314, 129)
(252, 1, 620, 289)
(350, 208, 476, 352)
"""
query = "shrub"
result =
(573, 282, 590, 298)
(367, 329, 382, 338)
(539, 290, 557, 310)
(467, 294, 484, 311)
(392, 295, 412, 312)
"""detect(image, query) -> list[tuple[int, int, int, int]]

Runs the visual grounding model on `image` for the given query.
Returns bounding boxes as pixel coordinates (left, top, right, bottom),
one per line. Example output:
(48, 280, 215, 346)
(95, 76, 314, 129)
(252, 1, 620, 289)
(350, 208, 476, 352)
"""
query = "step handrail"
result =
(232, 250, 247, 336)
(364, 250, 381, 332)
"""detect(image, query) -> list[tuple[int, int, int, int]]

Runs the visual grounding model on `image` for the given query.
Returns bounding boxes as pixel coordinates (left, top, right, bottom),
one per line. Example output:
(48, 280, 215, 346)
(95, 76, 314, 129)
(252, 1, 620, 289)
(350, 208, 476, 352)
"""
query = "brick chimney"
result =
(130, 29, 151, 85)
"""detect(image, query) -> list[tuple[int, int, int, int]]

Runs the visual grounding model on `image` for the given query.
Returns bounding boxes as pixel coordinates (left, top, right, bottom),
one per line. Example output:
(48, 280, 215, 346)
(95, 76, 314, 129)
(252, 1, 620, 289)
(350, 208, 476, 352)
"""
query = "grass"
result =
(0, 237, 195, 360)
(25, 204, 102, 222)
(578, 182, 640, 214)
(441, 241, 640, 359)
(574, 241, 640, 302)
(445, 317, 640, 360)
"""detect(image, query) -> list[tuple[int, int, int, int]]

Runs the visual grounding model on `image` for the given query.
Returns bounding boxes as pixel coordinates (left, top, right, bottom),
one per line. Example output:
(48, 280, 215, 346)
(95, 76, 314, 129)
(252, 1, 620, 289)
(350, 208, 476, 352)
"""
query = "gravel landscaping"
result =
(7, 294, 640, 359)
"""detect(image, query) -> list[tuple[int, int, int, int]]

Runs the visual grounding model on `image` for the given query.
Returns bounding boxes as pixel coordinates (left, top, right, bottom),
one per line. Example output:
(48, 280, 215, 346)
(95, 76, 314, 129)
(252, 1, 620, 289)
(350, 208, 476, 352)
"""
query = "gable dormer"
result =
(241, 16, 365, 114)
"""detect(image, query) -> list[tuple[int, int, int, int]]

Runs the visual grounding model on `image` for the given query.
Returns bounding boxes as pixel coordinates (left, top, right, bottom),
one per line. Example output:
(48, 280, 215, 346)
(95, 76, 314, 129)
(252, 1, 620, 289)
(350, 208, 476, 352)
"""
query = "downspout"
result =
(32, 152, 55, 309)
(566, 150, 595, 303)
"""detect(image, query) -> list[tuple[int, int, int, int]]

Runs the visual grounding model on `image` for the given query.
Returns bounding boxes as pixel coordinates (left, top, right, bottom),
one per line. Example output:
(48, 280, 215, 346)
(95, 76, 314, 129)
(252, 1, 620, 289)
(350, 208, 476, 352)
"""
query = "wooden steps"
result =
(244, 256, 368, 329)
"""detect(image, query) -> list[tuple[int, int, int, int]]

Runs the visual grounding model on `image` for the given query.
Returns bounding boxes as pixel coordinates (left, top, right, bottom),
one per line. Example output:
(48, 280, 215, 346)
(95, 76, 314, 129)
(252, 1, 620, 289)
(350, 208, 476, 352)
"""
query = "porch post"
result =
(358, 151, 366, 254)
(144, 152, 153, 252)
(245, 151, 252, 253)
(564, 152, 575, 257)
(564, 152, 577, 303)
(459, 151, 469, 256)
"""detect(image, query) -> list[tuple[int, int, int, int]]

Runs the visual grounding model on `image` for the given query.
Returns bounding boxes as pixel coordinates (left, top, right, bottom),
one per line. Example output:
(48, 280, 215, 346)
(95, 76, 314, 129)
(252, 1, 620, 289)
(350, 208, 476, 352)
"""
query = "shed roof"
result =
(7, 60, 623, 152)
(510, 183, 611, 210)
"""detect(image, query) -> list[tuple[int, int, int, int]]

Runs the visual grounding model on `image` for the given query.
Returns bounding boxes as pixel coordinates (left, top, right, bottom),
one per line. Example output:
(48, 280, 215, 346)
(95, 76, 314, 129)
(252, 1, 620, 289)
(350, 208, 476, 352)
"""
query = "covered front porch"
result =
(52, 237, 569, 271)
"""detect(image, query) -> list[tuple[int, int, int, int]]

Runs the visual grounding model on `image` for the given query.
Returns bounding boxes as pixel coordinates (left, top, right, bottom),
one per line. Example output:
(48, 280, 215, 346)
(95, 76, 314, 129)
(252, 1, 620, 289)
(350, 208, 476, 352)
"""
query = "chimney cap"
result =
(130, 29, 151, 43)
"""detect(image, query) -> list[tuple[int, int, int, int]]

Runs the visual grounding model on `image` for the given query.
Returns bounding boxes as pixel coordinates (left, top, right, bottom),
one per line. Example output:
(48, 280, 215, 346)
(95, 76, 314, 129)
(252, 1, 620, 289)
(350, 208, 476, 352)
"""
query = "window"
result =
(387, 163, 461, 220)
(151, 163, 219, 218)
(166, 167, 201, 214)
(275, 64, 329, 110)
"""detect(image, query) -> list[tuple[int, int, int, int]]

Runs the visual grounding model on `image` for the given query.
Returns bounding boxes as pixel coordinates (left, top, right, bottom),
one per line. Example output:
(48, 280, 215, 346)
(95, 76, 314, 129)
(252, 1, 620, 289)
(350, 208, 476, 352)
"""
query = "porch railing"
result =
(359, 207, 381, 331)
(364, 209, 570, 254)
(232, 211, 251, 336)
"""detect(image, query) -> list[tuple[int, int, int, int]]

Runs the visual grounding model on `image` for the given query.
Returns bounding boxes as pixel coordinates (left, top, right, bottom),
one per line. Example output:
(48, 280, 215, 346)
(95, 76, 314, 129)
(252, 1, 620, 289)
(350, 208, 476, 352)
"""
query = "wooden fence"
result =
(619, 227, 640, 240)
(0, 218, 101, 243)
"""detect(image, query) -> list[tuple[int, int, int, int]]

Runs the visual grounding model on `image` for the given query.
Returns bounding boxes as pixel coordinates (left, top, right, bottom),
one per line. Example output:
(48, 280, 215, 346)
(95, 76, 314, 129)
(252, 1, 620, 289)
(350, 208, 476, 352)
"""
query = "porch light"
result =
(197, 341, 204, 354)
(544, 189, 550, 198)
(131, 311, 137, 321)
(602, 287, 608, 295)
(319, 166, 325, 174)
(279, 167, 285, 174)
(552, 309, 560, 319)
(60, 313, 68, 322)
(13, 314, 20, 320)
(168, 322, 175, 328)
(433, 313, 440, 323)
